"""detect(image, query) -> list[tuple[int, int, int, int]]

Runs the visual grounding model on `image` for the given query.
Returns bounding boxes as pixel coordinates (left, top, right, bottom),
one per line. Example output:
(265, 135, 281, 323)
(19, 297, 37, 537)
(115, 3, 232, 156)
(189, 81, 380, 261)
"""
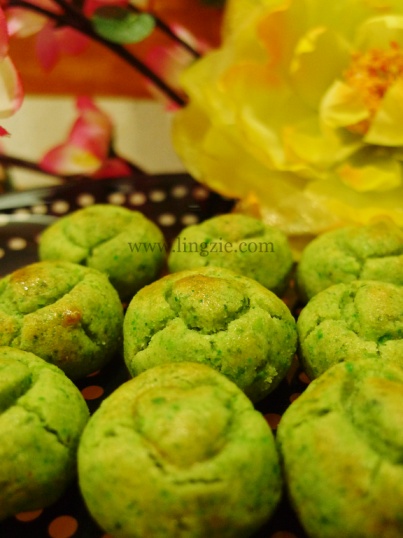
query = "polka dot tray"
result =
(0, 172, 308, 538)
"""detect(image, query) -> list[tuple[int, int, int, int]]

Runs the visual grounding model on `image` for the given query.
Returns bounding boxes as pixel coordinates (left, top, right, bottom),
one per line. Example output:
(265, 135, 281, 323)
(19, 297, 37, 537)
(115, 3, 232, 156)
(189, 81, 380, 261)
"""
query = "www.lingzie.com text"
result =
(128, 237, 275, 257)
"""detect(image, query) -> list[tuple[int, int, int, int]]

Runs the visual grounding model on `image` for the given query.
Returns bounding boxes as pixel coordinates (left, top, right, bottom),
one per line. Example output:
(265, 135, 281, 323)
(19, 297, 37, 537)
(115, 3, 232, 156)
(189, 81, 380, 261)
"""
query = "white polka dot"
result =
(51, 200, 70, 214)
(181, 214, 199, 226)
(31, 204, 48, 215)
(149, 189, 166, 202)
(77, 193, 95, 207)
(129, 192, 146, 206)
(192, 186, 209, 200)
(0, 214, 9, 226)
(107, 192, 126, 205)
(171, 185, 189, 198)
(13, 208, 31, 217)
(7, 237, 27, 250)
(0, 248, 5, 258)
(158, 213, 176, 226)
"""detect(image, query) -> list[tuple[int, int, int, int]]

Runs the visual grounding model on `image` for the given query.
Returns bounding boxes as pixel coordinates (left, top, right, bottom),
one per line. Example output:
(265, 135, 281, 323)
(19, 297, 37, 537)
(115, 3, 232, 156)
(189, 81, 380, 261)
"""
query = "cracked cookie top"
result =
(123, 266, 298, 402)
(0, 260, 124, 379)
(296, 220, 403, 302)
(277, 359, 403, 538)
(0, 347, 89, 520)
(297, 279, 403, 379)
(78, 361, 282, 538)
(38, 204, 165, 302)
(167, 213, 293, 296)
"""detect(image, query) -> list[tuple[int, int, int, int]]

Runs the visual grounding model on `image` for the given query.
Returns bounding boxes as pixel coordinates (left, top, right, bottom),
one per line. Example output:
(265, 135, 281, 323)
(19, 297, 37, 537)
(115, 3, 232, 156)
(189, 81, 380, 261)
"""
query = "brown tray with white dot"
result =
(0, 172, 308, 538)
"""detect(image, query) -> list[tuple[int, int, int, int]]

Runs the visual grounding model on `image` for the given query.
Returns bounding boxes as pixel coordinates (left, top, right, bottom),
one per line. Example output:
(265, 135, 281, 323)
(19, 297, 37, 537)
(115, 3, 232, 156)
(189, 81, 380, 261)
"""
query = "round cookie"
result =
(78, 361, 282, 538)
(296, 219, 403, 302)
(0, 260, 124, 379)
(123, 266, 297, 402)
(168, 213, 293, 296)
(297, 279, 403, 380)
(39, 204, 166, 302)
(277, 358, 403, 538)
(0, 347, 89, 520)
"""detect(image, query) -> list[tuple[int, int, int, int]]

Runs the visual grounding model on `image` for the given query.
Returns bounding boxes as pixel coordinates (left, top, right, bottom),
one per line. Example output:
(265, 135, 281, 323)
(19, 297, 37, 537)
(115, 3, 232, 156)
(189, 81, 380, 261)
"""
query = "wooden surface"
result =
(9, 0, 223, 98)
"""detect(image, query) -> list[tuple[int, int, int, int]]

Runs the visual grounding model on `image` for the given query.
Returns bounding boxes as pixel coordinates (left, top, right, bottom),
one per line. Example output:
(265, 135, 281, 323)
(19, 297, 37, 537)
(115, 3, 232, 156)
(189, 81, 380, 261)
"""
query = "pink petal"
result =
(93, 157, 133, 178)
(5, 7, 48, 38)
(57, 27, 89, 55)
(41, 144, 102, 175)
(68, 98, 113, 158)
(0, 56, 24, 118)
(35, 22, 59, 71)
(0, 8, 9, 57)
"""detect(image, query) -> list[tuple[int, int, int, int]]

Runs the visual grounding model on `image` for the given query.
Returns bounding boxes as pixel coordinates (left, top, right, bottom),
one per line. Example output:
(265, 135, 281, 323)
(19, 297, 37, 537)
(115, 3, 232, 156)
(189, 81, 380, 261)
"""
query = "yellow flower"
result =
(172, 0, 403, 242)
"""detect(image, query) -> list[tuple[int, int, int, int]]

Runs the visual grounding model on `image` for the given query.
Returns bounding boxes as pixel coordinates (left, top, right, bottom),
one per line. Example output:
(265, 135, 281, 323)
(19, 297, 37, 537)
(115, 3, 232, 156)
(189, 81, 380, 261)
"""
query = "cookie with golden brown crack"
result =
(296, 219, 403, 302)
(39, 204, 165, 302)
(0, 260, 123, 379)
(0, 347, 89, 521)
(78, 362, 282, 538)
(277, 358, 403, 538)
(297, 279, 403, 380)
(168, 213, 293, 296)
(124, 266, 297, 402)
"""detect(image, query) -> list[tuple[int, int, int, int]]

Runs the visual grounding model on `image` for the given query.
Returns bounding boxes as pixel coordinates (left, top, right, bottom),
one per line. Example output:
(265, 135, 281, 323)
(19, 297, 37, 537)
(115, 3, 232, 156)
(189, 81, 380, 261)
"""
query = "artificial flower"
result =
(5, 0, 89, 71)
(40, 96, 132, 177)
(172, 0, 403, 242)
(5, 0, 60, 38)
(0, 6, 23, 134)
(144, 23, 208, 108)
(35, 22, 89, 71)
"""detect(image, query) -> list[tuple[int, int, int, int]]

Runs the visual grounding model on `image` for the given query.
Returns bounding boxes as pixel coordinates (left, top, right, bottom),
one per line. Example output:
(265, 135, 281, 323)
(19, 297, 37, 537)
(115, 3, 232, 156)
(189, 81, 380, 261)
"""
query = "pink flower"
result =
(4, 0, 88, 71)
(0, 6, 23, 135)
(144, 24, 206, 109)
(5, 0, 60, 38)
(40, 96, 132, 177)
(35, 22, 89, 71)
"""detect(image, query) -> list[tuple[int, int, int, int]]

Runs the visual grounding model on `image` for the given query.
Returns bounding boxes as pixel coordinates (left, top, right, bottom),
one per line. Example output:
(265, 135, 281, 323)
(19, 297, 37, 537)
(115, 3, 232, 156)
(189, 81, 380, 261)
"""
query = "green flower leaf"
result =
(92, 7, 155, 45)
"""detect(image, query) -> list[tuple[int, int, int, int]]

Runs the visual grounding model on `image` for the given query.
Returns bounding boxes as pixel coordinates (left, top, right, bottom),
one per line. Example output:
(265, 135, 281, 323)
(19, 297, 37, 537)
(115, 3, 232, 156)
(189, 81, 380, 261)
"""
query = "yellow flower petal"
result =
(257, 0, 308, 73)
(222, 0, 284, 37)
(307, 175, 403, 227)
(355, 15, 403, 50)
(364, 78, 403, 145)
(284, 116, 363, 169)
(320, 79, 370, 128)
(173, 0, 403, 241)
(290, 27, 352, 108)
(336, 147, 402, 191)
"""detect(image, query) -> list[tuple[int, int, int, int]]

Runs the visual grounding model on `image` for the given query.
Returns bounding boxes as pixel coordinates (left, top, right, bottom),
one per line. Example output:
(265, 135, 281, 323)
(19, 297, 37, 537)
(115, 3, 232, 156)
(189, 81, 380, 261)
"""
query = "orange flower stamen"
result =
(344, 42, 403, 134)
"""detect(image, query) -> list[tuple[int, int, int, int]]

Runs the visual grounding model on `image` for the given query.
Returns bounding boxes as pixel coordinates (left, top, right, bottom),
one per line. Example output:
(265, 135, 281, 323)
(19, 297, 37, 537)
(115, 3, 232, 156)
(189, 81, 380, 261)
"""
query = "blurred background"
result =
(1, 0, 225, 189)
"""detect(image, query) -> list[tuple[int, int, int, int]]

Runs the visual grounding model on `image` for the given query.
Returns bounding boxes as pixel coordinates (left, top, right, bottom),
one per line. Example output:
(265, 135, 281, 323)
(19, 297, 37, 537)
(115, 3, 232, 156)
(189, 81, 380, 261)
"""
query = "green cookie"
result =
(277, 359, 403, 538)
(124, 266, 297, 402)
(297, 220, 403, 302)
(78, 361, 282, 538)
(0, 347, 89, 520)
(39, 204, 165, 301)
(297, 279, 403, 380)
(0, 260, 123, 379)
(168, 213, 293, 296)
